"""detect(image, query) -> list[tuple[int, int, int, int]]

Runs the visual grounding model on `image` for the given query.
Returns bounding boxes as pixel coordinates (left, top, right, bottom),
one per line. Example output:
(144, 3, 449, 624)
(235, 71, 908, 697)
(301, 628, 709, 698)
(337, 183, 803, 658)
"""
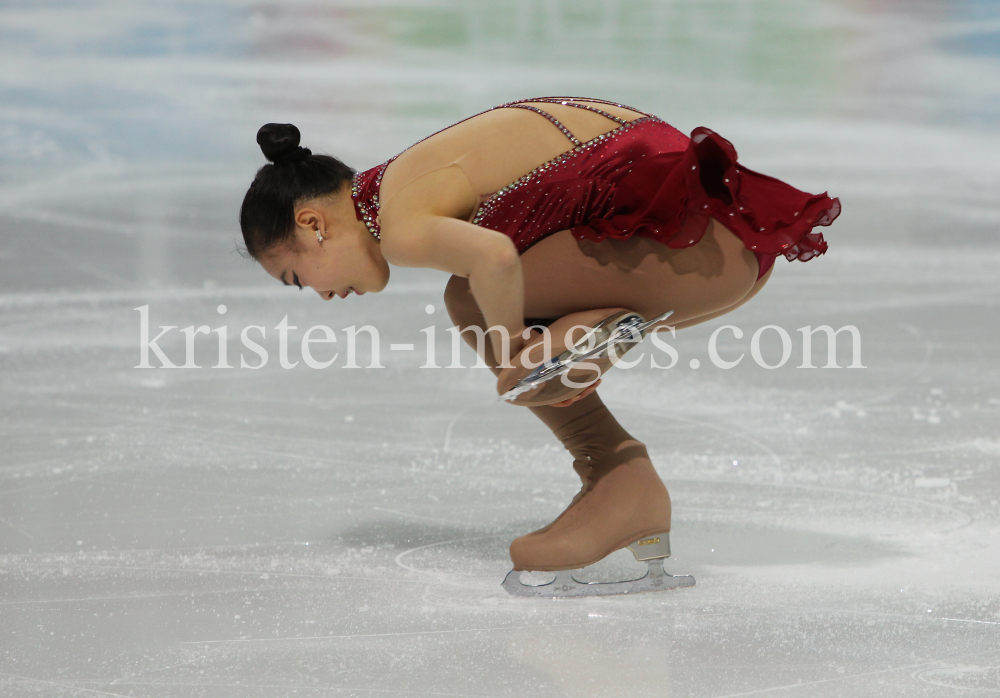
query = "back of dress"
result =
(352, 97, 839, 280)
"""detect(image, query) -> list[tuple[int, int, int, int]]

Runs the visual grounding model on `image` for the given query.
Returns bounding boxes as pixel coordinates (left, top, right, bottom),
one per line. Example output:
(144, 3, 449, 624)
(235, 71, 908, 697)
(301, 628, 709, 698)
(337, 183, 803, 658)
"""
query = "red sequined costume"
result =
(352, 97, 840, 281)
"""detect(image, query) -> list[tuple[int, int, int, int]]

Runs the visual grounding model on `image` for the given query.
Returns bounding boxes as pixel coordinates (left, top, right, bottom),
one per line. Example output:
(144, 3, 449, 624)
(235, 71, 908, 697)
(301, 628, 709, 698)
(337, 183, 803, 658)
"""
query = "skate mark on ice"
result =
(0, 468, 107, 497)
(617, 404, 785, 469)
(618, 404, 972, 533)
(3, 669, 495, 697)
(4, 539, 312, 560)
(6, 559, 419, 586)
(442, 409, 465, 453)
(12, 394, 361, 476)
(0, 588, 276, 607)
(0, 516, 35, 540)
(935, 617, 1000, 627)
(109, 683, 496, 697)
(372, 506, 470, 529)
(0, 671, 136, 698)
(394, 535, 501, 588)
(181, 604, 810, 647)
(0, 312, 99, 335)
(0, 454, 99, 487)
(179, 616, 671, 646)
(726, 604, 1000, 631)
(89, 403, 359, 466)
(665, 519, 907, 567)
(850, 322, 934, 409)
(711, 646, 1000, 698)
(914, 663, 1000, 691)
(675, 479, 972, 535)
(49, 244, 133, 288)
(848, 438, 1000, 458)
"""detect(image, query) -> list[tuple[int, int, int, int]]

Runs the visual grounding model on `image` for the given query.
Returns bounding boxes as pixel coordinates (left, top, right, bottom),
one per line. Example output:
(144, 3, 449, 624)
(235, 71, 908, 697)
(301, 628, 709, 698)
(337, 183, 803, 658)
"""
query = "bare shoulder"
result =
(377, 162, 488, 270)
(377, 111, 508, 217)
(378, 161, 478, 225)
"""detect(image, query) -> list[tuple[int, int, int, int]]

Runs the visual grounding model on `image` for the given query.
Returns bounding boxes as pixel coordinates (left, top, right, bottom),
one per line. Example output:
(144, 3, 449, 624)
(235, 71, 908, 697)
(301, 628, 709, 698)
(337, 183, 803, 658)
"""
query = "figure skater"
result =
(239, 97, 840, 596)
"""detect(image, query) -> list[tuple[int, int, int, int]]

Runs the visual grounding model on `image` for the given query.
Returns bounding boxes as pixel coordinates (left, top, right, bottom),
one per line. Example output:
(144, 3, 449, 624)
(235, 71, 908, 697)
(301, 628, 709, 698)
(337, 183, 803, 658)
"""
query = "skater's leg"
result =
(452, 227, 770, 407)
(444, 274, 640, 463)
(506, 404, 672, 571)
(671, 263, 774, 331)
(518, 218, 762, 326)
(444, 275, 672, 571)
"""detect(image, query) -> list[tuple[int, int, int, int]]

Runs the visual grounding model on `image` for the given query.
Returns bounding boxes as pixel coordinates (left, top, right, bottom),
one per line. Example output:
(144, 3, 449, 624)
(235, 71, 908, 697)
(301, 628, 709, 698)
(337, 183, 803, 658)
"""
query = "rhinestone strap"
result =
(525, 98, 630, 125)
(351, 97, 659, 241)
(522, 96, 653, 118)
(472, 116, 661, 227)
(351, 161, 394, 242)
(504, 104, 582, 146)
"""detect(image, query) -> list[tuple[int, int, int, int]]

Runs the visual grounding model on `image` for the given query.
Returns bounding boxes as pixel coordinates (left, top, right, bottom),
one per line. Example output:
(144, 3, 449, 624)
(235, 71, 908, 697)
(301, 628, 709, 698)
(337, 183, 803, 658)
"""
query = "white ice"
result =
(1, 1, 999, 696)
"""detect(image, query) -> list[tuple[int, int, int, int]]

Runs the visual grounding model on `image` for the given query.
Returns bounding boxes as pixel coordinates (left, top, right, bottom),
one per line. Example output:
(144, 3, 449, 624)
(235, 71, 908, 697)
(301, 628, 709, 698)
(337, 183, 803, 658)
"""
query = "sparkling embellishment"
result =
(351, 163, 391, 242)
(506, 104, 582, 146)
(471, 116, 659, 227)
(533, 96, 653, 119)
(533, 98, 630, 126)
(353, 98, 778, 262)
(348, 96, 651, 244)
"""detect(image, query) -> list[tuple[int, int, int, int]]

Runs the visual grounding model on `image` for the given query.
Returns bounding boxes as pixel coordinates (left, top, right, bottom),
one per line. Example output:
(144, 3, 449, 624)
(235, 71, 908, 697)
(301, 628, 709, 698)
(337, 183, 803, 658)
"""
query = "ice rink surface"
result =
(2, 1, 999, 696)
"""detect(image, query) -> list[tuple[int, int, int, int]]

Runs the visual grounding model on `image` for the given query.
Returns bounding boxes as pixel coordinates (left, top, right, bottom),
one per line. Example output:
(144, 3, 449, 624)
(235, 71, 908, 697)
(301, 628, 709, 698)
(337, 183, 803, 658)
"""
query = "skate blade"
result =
(498, 310, 674, 403)
(501, 559, 694, 598)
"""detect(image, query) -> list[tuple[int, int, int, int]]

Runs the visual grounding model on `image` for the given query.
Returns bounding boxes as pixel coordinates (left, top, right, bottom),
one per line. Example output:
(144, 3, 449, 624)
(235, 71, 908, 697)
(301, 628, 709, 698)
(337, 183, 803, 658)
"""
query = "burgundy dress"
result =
(351, 97, 840, 281)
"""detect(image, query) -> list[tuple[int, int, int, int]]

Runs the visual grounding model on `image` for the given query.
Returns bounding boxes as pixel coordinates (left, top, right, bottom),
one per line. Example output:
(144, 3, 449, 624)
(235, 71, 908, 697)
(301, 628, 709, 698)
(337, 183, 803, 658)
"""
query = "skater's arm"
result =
(379, 177, 528, 362)
(382, 215, 527, 356)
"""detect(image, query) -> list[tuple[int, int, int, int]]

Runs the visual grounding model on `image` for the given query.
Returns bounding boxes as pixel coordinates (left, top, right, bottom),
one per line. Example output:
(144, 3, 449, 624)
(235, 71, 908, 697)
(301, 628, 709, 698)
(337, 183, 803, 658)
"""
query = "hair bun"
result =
(257, 123, 311, 164)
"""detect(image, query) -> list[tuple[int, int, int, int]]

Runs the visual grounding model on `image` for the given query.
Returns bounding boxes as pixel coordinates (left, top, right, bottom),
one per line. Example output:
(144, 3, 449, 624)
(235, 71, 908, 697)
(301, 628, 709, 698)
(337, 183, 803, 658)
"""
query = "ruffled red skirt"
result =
(569, 127, 840, 280)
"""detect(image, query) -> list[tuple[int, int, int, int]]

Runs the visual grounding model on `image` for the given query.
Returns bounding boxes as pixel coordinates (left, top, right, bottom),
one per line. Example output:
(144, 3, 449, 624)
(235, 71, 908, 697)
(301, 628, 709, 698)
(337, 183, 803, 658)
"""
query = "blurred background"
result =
(2, 2, 999, 697)
(2, 0, 999, 294)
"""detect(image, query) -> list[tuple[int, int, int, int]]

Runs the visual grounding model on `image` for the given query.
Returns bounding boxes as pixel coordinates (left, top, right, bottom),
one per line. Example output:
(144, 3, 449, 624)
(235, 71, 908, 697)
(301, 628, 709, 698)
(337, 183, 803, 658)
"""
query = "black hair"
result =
(239, 123, 355, 259)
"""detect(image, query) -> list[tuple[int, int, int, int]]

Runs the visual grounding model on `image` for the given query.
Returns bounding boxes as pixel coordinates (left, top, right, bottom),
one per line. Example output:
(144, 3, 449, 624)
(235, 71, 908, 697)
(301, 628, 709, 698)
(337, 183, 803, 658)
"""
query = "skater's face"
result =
(258, 190, 390, 300)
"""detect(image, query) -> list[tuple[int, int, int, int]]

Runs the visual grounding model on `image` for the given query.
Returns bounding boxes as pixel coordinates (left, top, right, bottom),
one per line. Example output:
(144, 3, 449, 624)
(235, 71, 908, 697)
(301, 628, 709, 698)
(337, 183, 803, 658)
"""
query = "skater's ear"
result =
(291, 205, 327, 249)
(293, 206, 321, 230)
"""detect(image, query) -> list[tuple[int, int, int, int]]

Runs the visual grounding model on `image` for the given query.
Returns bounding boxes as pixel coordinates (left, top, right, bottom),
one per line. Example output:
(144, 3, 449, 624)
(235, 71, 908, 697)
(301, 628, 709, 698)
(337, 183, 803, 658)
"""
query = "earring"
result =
(316, 228, 324, 243)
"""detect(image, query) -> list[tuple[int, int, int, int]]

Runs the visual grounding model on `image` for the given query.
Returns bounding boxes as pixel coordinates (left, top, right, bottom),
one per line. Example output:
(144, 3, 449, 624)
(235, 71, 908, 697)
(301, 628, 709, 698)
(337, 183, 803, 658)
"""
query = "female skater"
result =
(239, 97, 839, 596)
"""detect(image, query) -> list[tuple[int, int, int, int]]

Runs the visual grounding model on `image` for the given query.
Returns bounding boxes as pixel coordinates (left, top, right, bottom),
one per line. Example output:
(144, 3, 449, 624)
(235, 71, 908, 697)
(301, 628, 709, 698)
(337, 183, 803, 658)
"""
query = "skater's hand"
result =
(550, 379, 601, 407)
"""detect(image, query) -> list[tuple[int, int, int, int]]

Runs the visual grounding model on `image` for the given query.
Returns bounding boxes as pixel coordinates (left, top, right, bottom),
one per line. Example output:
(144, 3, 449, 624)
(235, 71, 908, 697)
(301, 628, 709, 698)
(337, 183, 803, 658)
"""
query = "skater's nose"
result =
(318, 289, 335, 300)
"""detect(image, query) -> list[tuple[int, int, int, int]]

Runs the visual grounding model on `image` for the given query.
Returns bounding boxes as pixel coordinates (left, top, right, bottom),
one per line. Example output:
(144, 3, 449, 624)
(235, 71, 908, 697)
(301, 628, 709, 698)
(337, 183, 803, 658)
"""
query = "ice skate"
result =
(501, 444, 694, 598)
(497, 308, 674, 407)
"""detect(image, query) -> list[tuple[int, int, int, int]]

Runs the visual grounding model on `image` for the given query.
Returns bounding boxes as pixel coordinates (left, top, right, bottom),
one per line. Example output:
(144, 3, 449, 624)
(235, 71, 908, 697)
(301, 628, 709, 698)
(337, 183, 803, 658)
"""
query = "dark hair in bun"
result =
(257, 123, 311, 164)
(239, 123, 354, 258)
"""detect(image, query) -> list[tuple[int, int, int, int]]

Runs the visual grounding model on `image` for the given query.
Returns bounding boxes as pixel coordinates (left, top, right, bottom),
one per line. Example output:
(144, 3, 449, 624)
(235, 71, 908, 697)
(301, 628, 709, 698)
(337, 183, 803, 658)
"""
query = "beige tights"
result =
(445, 273, 679, 570)
(444, 274, 645, 478)
(442, 220, 771, 469)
